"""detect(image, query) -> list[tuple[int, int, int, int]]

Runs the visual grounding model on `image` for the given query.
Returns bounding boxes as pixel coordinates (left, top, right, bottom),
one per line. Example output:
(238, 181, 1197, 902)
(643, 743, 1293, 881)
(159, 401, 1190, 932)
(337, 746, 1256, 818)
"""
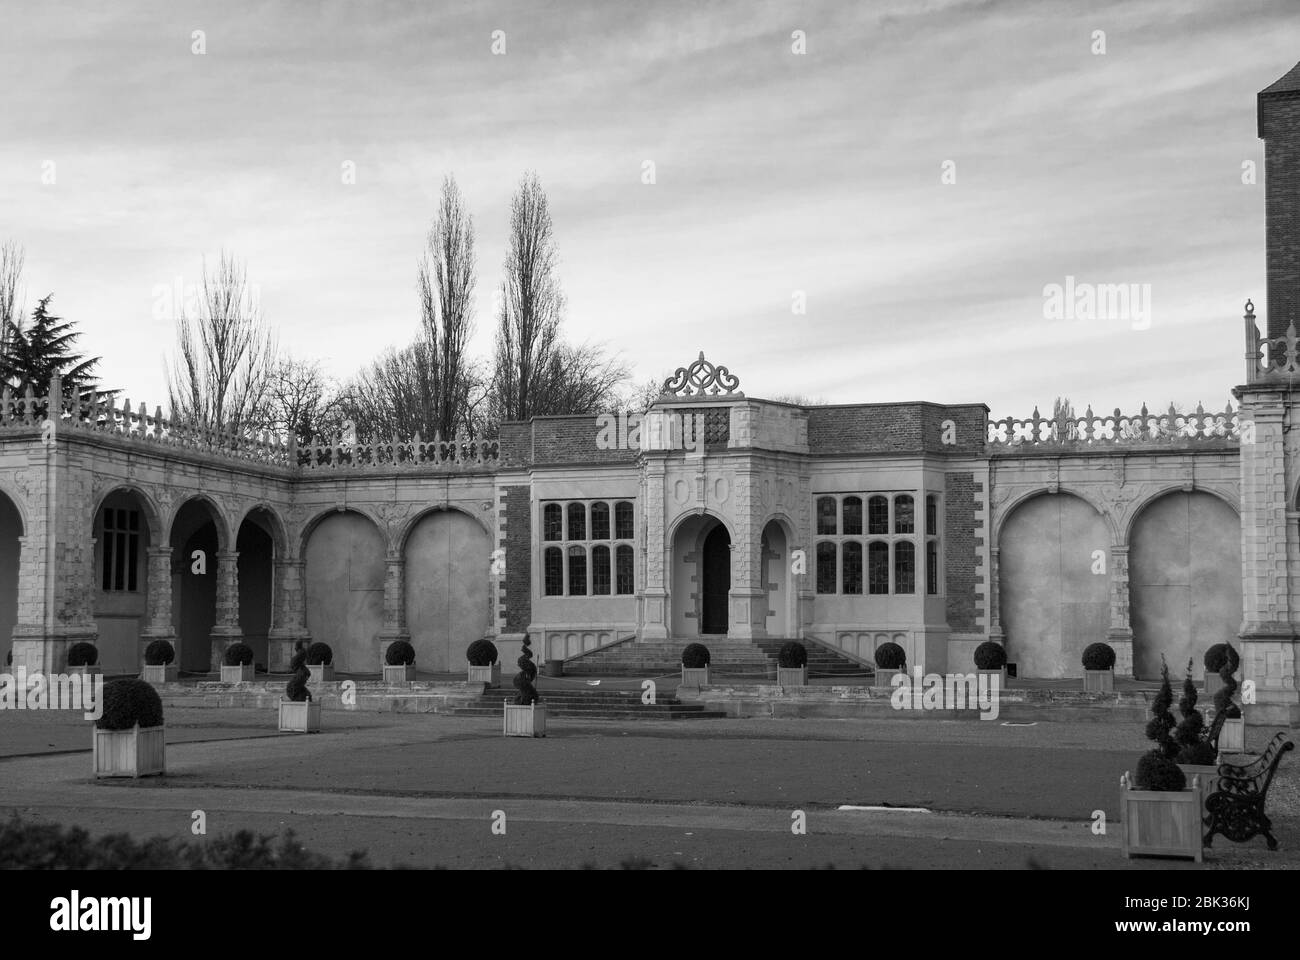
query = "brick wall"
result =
(1262, 91, 1300, 340)
(500, 416, 641, 467)
(807, 403, 986, 455)
(945, 472, 978, 632)
(503, 485, 531, 632)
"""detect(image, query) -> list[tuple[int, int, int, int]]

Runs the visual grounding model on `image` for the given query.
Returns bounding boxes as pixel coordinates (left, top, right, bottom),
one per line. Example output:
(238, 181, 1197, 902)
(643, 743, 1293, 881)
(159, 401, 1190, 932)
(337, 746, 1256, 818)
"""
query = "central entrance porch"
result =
(670, 513, 732, 638)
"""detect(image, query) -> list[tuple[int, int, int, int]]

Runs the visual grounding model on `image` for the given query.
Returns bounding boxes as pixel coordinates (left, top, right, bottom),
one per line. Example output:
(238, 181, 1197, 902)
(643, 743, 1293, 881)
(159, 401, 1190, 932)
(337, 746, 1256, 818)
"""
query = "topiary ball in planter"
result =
(97, 679, 165, 731)
(874, 642, 905, 670)
(681, 643, 711, 669)
(777, 641, 807, 669)
(144, 640, 175, 666)
(67, 642, 99, 668)
(1134, 751, 1187, 792)
(974, 641, 1007, 671)
(466, 638, 498, 667)
(1081, 642, 1115, 671)
(306, 642, 333, 666)
(223, 642, 254, 667)
(385, 640, 415, 666)
(1203, 643, 1239, 673)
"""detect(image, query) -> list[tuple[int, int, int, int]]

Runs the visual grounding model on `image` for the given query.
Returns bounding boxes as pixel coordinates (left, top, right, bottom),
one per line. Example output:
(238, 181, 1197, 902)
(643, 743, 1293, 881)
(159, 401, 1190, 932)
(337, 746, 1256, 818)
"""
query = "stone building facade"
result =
(2, 63, 1300, 725)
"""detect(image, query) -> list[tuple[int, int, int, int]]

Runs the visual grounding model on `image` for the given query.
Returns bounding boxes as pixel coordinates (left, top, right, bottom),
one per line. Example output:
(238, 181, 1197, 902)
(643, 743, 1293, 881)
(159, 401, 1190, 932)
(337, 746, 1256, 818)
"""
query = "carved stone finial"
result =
(662, 352, 743, 397)
(1245, 299, 1255, 319)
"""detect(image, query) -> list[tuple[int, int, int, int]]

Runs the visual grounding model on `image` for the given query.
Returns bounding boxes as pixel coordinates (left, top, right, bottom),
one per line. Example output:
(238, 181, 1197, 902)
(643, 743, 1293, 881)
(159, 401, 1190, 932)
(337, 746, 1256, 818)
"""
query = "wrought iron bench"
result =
(1203, 732, 1294, 850)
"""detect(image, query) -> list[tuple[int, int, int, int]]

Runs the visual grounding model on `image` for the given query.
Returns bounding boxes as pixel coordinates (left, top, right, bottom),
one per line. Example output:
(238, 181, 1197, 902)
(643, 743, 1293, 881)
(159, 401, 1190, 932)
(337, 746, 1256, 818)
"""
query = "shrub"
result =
(1135, 751, 1187, 792)
(67, 642, 99, 668)
(874, 642, 905, 670)
(1214, 656, 1242, 722)
(1143, 655, 1178, 760)
(1173, 658, 1218, 765)
(466, 638, 498, 667)
(143, 640, 175, 666)
(681, 643, 711, 669)
(1081, 642, 1115, 671)
(974, 641, 1007, 670)
(778, 641, 807, 669)
(223, 642, 254, 667)
(96, 679, 164, 730)
(1204, 643, 1239, 673)
(285, 646, 311, 703)
(385, 640, 415, 666)
(513, 634, 539, 705)
(306, 642, 333, 666)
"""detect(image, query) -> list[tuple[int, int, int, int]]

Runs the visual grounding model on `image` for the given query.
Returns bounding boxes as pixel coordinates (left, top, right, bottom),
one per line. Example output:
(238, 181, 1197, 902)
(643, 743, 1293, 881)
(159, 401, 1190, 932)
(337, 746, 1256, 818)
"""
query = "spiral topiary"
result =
(1081, 642, 1115, 672)
(1214, 652, 1242, 721)
(144, 639, 175, 666)
(306, 642, 333, 666)
(874, 642, 905, 670)
(681, 643, 711, 669)
(1174, 658, 1216, 766)
(67, 642, 99, 668)
(1143, 655, 1178, 760)
(285, 645, 312, 703)
(513, 634, 539, 705)
(974, 641, 1007, 670)
(1204, 642, 1240, 674)
(96, 679, 164, 730)
(466, 638, 498, 667)
(777, 641, 807, 669)
(385, 640, 415, 666)
(223, 642, 254, 667)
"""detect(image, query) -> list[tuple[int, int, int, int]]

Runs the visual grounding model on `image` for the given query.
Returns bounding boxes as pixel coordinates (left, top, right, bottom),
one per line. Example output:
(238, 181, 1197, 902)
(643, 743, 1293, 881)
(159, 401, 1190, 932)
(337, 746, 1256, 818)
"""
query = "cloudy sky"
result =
(0, 0, 1295, 419)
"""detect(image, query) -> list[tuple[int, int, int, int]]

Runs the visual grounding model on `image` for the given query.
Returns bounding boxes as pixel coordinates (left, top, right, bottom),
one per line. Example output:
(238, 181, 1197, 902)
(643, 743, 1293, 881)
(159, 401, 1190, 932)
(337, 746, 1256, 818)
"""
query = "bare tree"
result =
(418, 175, 477, 437)
(165, 253, 277, 435)
(264, 355, 345, 446)
(0, 241, 25, 383)
(490, 172, 565, 423)
(336, 339, 438, 441)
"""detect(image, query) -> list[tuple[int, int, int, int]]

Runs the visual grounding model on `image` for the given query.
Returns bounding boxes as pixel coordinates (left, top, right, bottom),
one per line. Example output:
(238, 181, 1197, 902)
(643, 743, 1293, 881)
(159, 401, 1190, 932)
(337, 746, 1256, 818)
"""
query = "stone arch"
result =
(759, 514, 797, 638)
(1122, 483, 1241, 545)
(993, 486, 1118, 546)
(666, 507, 736, 545)
(396, 504, 491, 554)
(235, 505, 286, 672)
(403, 508, 492, 672)
(303, 508, 386, 673)
(298, 505, 385, 557)
(169, 496, 229, 672)
(166, 493, 232, 553)
(91, 487, 160, 675)
(92, 484, 162, 543)
(998, 490, 1111, 678)
(668, 509, 733, 638)
(1128, 489, 1242, 680)
(0, 489, 22, 661)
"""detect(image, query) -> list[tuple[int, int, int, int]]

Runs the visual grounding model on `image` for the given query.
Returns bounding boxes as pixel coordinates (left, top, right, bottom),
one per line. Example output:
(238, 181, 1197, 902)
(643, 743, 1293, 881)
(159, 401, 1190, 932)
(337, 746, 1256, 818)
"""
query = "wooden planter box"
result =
(68, 665, 102, 677)
(93, 724, 166, 778)
(468, 662, 501, 687)
(1219, 717, 1245, 753)
(1119, 773, 1203, 862)
(1177, 763, 1219, 823)
(141, 664, 178, 684)
(220, 664, 255, 683)
(383, 664, 416, 683)
(308, 663, 334, 683)
(503, 702, 547, 737)
(978, 667, 1007, 688)
(776, 666, 807, 687)
(1204, 670, 1224, 696)
(278, 699, 322, 733)
(874, 668, 902, 688)
(1083, 669, 1114, 693)
(681, 665, 710, 688)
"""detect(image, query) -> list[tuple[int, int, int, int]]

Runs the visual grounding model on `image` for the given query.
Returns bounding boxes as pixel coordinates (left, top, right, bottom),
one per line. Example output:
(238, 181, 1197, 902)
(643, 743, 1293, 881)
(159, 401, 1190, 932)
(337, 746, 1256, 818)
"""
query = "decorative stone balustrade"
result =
(0, 376, 500, 472)
(987, 402, 1240, 448)
(1244, 299, 1300, 382)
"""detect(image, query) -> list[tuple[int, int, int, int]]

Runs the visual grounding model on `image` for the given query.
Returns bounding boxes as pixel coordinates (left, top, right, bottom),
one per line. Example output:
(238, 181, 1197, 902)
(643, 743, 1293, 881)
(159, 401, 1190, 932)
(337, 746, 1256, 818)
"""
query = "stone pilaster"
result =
(1106, 544, 1134, 677)
(268, 558, 310, 672)
(376, 553, 409, 668)
(987, 546, 1003, 644)
(727, 470, 766, 640)
(209, 550, 243, 671)
(640, 457, 669, 639)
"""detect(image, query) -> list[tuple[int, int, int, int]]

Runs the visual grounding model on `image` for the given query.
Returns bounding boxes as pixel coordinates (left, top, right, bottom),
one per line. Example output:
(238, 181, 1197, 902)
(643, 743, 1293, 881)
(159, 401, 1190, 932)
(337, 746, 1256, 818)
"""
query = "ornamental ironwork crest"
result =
(662, 352, 743, 397)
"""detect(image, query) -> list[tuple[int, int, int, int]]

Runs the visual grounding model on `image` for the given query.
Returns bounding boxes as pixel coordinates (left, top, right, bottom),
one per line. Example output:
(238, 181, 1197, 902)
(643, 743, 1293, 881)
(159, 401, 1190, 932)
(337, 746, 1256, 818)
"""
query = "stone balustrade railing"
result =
(0, 376, 500, 471)
(1244, 299, 1300, 382)
(987, 402, 1240, 448)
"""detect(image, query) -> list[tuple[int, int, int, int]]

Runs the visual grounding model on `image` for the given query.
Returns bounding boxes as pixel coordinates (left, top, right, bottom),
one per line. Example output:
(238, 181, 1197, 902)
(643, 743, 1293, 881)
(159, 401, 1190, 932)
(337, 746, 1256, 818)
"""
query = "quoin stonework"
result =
(4, 65, 1300, 727)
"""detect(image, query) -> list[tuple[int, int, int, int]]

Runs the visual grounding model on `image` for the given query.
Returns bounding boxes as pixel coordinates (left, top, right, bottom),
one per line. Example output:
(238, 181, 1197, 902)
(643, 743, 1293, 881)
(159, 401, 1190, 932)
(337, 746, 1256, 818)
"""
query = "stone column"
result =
(640, 457, 669, 639)
(209, 550, 243, 672)
(987, 546, 1003, 643)
(376, 553, 409, 669)
(139, 546, 177, 652)
(1234, 386, 1300, 725)
(727, 472, 767, 641)
(1106, 544, 1135, 677)
(269, 558, 310, 672)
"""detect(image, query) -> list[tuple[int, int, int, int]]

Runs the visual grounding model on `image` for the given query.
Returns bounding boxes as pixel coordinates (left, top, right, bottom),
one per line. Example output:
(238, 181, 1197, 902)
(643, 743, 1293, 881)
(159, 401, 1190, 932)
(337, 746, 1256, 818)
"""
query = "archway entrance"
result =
(237, 509, 279, 672)
(170, 499, 221, 673)
(761, 520, 789, 637)
(0, 492, 21, 666)
(701, 524, 731, 635)
(93, 490, 153, 675)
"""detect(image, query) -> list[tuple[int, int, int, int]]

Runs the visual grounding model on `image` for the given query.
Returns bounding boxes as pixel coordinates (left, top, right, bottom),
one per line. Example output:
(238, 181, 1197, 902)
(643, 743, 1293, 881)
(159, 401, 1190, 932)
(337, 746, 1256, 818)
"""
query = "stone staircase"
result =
(561, 638, 870, 681)
(450, 687, 727, 720)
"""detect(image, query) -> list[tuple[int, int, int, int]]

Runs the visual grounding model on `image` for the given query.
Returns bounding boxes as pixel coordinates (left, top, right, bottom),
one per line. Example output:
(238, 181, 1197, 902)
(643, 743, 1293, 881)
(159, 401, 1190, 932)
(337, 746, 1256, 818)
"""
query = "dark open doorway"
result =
(700, 523, 731, 634)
